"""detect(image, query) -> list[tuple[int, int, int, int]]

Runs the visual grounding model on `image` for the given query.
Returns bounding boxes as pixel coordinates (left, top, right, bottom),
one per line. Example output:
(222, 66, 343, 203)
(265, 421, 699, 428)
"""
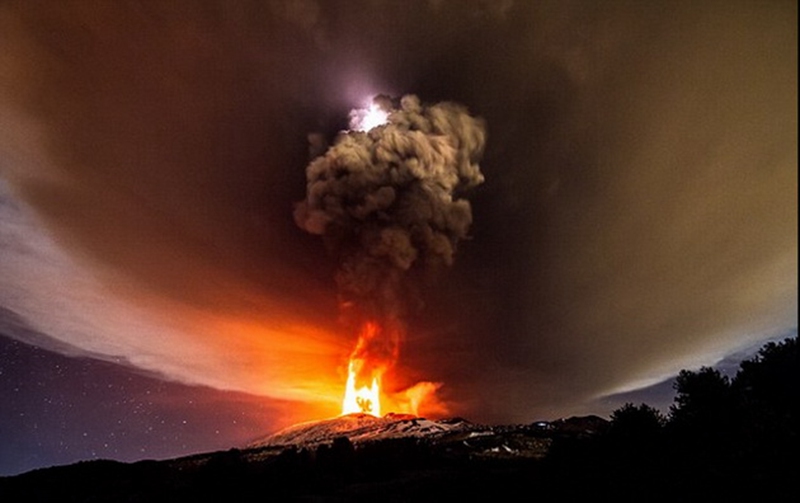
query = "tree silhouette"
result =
(610, 402, 665, 438)
(669, 366, 734, 433)
(662, 336, 798, 499)
(734, 336, 797, 423)
(601, 403, 668, 498)
(731, 337, 797, 498)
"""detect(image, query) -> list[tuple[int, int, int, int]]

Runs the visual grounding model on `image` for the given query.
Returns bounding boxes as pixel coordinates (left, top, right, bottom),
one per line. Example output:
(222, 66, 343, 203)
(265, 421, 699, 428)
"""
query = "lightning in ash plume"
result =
(294, 94, 486, 416)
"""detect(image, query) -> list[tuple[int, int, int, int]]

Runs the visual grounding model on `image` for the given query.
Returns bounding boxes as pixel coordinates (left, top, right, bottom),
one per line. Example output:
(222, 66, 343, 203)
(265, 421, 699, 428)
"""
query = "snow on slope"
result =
(249, 413, 476, 449)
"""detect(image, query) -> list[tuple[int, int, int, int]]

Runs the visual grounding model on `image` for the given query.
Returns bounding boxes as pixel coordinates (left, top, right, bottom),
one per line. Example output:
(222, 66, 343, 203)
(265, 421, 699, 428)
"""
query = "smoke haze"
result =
(0, 0, 796, 423)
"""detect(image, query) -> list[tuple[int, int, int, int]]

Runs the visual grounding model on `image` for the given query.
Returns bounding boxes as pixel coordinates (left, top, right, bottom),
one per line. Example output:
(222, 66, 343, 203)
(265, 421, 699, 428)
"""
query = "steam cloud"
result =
(294, 95, 486, 380)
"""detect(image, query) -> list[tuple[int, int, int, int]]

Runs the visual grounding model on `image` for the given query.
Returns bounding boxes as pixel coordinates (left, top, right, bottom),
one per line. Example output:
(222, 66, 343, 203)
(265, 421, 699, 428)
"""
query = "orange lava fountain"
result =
(340, 321, 390, 416)
(341, 358, 381, 416)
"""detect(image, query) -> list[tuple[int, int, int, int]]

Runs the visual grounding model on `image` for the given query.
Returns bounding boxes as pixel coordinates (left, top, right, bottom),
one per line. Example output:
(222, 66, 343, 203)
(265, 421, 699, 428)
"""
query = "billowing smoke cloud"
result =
(0, 0, 795, 426)
(294, 94, 485, 384)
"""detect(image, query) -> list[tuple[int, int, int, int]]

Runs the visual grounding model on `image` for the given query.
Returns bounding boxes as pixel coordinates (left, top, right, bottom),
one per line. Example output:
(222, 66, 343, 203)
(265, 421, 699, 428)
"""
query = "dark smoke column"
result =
(294, 94, 486, 394)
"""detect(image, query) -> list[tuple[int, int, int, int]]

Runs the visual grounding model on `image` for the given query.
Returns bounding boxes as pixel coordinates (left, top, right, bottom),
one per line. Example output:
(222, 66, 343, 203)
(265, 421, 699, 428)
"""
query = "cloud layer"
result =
(0, 0, 796, 422)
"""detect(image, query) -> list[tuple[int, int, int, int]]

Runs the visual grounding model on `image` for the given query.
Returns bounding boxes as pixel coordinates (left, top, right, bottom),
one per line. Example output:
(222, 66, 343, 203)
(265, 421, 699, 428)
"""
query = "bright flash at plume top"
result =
(349, 101, 389, 132)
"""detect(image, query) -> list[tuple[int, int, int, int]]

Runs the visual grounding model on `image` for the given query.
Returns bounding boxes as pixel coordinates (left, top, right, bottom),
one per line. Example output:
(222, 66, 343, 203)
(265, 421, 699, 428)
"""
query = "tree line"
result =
(547, 335, 797, 501)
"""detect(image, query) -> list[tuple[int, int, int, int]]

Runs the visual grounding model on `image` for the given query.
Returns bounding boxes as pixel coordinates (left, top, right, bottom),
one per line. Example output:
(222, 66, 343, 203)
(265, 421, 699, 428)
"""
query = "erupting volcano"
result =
(294, 95, 486, 419)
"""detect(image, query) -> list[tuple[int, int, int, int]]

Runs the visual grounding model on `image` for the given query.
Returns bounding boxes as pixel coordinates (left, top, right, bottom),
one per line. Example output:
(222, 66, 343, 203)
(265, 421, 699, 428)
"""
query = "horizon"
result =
(2, 330, 795, 477)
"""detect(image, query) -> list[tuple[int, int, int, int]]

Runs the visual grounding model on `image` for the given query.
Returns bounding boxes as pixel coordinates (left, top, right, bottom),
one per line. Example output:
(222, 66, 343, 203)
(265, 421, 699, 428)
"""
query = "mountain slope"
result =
(0, 415, 604, 502)
(249, 412, 475, 448)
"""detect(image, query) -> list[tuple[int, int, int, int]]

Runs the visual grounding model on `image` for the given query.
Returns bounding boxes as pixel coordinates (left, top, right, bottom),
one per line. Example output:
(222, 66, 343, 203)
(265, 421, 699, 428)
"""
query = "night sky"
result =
(1, 1, 796, 476)
(0, 330, 295, 476)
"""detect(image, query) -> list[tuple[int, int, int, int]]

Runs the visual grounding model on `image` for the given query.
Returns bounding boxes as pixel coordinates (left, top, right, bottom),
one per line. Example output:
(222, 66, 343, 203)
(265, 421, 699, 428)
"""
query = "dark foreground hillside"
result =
(1, 337, 796, 502)
(0, 414, 606, 502)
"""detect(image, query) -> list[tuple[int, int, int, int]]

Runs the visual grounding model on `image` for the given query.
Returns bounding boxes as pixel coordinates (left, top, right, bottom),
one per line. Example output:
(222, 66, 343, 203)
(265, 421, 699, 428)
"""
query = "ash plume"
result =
(294, 94, 486, 373)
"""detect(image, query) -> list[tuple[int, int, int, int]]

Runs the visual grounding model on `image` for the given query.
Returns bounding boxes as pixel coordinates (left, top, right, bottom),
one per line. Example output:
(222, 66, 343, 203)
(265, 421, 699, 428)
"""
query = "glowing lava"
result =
(341, 358, 381, 416)
(340, 321, 392, 416)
